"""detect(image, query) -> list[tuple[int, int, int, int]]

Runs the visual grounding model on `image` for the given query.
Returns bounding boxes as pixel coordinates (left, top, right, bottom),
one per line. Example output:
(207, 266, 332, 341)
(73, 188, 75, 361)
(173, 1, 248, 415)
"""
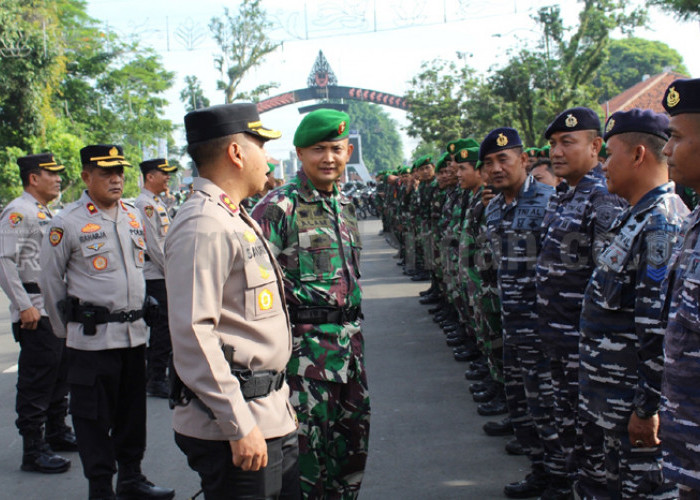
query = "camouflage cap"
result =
(294, 109, 350, 148)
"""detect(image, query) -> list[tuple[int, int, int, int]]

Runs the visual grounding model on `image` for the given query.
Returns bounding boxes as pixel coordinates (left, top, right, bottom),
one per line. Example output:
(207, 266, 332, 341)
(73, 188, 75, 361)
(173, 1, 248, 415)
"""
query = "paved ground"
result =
(0, 218, 528, 499)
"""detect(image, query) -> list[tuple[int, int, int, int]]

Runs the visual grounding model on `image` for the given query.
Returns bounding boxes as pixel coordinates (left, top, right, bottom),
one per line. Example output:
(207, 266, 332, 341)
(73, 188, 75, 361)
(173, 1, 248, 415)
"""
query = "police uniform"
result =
(169, 104, 298, 500)
(659, 78, 700, 497)
(252, 109, 370, 499)
(40, 145, 173, 500)
(536, 107, 628, 498)
(0, 153, 74, 474)
(481, 128, 566, 497)
(134, 158, 177, 398)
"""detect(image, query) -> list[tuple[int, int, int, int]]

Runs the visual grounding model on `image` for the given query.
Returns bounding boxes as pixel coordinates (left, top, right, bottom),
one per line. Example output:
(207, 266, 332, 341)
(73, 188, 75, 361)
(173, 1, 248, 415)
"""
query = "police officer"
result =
(480, 127, 567, 498)
(659, 77, 700, 499)
(135, 158, 177, 399)
(536, 107, 627, 499)
(252, 109, 370, 499)
(167, 103, 299, 499)
(40, 145, 174, 500)
(0, 153, 75, 474)
(579, 109, 684, 499)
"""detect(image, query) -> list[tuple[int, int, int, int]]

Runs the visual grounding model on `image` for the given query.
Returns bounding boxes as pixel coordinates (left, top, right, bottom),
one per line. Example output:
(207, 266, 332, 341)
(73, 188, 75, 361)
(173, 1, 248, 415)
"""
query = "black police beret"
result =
(80, 144, 132, 168)
(479, 127, 523, 161)
(140, 158, 177, 174)
(16, 153, 65, 173)
(603, 108, 670, 142)
(544, 107, 601, 139)
(662, 78, 700, 116)
(184, 103, 281, 145)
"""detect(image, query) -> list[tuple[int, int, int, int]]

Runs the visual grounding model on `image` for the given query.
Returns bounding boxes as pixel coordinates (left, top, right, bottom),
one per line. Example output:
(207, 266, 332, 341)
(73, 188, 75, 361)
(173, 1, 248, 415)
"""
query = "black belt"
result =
(233, 370, 285, 401)
(144, 254, 151, 261)
(288, 305, 362, 325)
(22, 282, 40, 294)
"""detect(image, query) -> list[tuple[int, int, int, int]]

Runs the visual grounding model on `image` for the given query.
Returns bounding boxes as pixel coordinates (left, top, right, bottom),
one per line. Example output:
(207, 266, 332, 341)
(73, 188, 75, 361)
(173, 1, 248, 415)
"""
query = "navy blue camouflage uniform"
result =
(580, 182, 685, 499)
(661, 202, 700, 495)
(536, 164, 627, 494)
(485, 175, 566, 479)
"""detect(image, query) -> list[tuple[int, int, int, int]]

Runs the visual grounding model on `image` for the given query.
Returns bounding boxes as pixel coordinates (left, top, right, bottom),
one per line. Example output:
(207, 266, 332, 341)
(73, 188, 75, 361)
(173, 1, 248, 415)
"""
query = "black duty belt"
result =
(22, 282, 40, 294)
(74, 306, 144, 324)
(232, 370, 285, 401)
(288, 305, 362, 325)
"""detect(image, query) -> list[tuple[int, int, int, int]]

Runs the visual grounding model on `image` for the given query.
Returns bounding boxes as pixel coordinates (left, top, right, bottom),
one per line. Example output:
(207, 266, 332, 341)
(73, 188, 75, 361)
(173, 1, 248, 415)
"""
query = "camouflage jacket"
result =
(251, 171, 363, 383)
(661, 203, 700, 489)
(536, 164, 627, 352)
(580, 183, 688, 432)
(458, 186, 484, 297)
(485, 176, 554, 345)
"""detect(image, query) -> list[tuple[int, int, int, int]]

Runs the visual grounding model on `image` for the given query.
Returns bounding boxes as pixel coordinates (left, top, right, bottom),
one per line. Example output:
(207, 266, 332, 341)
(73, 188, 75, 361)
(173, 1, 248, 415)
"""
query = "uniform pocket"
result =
(298, 230, 340, 282)
(81, 243, 114, 275)
(131, 234, 146, 268)
(67, 365, 98, 420)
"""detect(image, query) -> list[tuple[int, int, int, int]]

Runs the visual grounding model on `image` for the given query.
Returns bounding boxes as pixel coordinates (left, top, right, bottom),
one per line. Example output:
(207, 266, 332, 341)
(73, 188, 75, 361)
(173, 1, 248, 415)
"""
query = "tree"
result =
(180, 75, 211, 112)
(209, 0, 280, 103)
(650, 0, 700, 21)
(593, 37, 688, 98)
(346, 101, 403, 174)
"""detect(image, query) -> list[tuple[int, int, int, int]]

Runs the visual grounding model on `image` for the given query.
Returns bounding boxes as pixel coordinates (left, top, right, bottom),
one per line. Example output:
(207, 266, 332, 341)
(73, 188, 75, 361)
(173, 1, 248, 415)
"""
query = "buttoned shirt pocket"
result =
(298, 229, 339, 282)
(131, 234, 147, 268)
(236, 230, 281, 321)
(80, 241, 115, 275)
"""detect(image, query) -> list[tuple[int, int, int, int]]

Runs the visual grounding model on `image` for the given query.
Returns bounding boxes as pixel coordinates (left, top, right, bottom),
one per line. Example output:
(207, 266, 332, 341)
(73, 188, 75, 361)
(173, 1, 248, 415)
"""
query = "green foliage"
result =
(0, 0, 175, 205)
(180, 75, 211, 112)
(592, 37, 689, 98)
(346, 101, 403, 174)
(650, 0, 700, 21)
(209, 0, 280, 103)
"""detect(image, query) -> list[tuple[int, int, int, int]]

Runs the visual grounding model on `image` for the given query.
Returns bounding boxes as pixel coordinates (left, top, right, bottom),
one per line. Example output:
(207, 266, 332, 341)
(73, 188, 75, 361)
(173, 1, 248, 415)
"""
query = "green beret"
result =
(412, 154, 432, 170)
(525, 147, 539, 158)
(454, 146, 480, 164)
(435, 152, 450, 171)
(599, 142, 607, 159)
(266, 162, 276, 174)
(537, 145, 550, 158)
(294, 109, 350, 148)
(399, 165, 411, 175)
(447, 138, 479, 155)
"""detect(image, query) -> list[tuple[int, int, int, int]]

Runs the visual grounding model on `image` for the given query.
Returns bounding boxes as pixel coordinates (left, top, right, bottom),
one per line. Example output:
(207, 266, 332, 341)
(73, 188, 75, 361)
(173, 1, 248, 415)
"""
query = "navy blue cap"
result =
(662, 78, 700, 116)
(479, 127, 523, 161)
(603, 108, 670, 141)
(17, 153, 65, 173)
(140, 158, 177, 174)
(545, 107, 601, 139)
(80, 145, 132, 168)
(185, 103, 281, 145)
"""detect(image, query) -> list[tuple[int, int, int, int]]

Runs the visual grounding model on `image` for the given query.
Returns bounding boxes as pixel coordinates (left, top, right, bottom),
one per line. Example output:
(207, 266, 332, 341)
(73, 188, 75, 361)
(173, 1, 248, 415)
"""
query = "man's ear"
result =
(227, 142, 244, 170)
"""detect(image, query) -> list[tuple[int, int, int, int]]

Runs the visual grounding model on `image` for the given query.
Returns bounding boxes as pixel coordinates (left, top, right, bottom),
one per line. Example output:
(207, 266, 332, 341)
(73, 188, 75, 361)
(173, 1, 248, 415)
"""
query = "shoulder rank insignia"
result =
(86, 202, 98, 215)
(81, 223, 101, 233)
(220, 194, 238, 214)
(144, 206, 154, 218)
(8, 212, 23, 227)
(49, 227, 64, 246)
(496, 133, 508, 147)
(565, 114, 578, 128)
(666, 86, 680, 108)
(120, 200, 129, 211)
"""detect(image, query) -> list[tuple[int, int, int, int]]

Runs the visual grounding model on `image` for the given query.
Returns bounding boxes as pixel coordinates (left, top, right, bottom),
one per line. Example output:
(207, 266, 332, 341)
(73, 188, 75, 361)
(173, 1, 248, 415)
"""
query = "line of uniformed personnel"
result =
(1, 104, 369, 500)
(376, 77, 700, 500)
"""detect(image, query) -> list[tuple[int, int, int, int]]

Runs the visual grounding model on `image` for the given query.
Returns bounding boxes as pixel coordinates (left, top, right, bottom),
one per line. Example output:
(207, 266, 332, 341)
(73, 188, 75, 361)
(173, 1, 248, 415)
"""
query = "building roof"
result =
(601, 71, 688, 118)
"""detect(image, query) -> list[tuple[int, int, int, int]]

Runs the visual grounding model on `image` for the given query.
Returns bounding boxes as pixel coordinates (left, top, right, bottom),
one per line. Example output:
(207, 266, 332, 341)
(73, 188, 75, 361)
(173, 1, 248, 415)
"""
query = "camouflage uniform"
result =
(458, 188, 482, 344)
(536, 164, 627, 494)
(252, 171, 369, 499)
(580, 183, 685, 499)
(484, 175, 565, 479)
(415, 178, 435, 273)
(661, 204, 700, 493)
(429, 183, 447, 278)
(436, 185, 459, 296)
(240, 193, 262, 212)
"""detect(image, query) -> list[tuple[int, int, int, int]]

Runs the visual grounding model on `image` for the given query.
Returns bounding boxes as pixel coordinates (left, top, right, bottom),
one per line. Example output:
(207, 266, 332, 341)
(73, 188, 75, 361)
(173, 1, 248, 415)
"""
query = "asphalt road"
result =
(0, 218, 528, 499)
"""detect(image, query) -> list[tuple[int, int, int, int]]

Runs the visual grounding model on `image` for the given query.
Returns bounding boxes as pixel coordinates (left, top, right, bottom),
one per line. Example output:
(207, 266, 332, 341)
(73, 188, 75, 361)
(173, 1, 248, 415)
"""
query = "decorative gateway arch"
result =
(256, 50, 409, 114)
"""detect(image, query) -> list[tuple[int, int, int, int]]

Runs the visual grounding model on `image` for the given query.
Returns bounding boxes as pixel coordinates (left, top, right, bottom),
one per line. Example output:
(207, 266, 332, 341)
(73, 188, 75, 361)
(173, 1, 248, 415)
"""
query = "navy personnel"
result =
(134, 158, 177, 399)
(580, 109, 684, 499)
(659, 77, 700, 499)
(0, 153, 75, 474)
(536, 107, 627, 498)
(480, 128, 565, 498)
(40, 145, 174, 500)
(167, 103, 299, 499)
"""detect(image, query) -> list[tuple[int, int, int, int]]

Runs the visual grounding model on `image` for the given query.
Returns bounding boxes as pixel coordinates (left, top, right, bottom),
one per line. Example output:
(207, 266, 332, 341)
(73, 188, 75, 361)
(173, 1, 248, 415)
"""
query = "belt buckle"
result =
(120, 310, 135, 322)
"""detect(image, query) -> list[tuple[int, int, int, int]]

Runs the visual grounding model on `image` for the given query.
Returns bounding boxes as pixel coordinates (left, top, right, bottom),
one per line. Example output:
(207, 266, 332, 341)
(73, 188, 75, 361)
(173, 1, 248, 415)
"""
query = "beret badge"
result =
(496, 133, 508, 147)
(666, 87, 680, 108)
(449, 143, 456, 153)
(338, 121, 347, 135)
(565, 114, 578, 128)
(460, 149, 468, 159)
(109, 146, 119, 156)
(605, 119, 615, 133)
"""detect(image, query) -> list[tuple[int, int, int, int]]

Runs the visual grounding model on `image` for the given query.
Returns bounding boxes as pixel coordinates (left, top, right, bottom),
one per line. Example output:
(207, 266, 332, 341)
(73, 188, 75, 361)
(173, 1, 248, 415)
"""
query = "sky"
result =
(85, 0, 700, 164)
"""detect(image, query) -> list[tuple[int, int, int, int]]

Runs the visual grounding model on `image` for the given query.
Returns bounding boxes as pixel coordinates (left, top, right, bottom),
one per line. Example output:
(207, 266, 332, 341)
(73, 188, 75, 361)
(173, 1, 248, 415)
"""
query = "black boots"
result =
(21, 436, 71, 474)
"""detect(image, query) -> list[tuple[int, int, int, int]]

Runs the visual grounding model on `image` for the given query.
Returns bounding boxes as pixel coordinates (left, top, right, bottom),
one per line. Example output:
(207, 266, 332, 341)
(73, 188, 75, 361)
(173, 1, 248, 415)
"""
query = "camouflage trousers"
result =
(405, 228, 416, 272)
(288, 369, 371, 500)
(480, 292, 504, 383)
(548, 344, 580, 464)
(574, 422, 678, 499)
(503, 341, 566, 478)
